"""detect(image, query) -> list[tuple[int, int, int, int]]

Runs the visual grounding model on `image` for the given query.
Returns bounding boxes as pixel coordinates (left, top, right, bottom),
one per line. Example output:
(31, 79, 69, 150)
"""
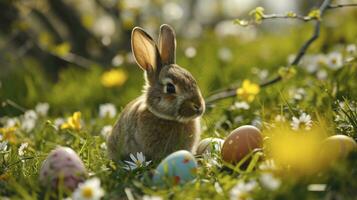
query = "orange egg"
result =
(221, 125, 262, 164)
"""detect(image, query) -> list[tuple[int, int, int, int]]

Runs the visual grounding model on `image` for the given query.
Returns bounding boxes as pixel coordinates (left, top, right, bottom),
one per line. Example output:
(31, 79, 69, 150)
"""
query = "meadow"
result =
(1, 0, 357, 199)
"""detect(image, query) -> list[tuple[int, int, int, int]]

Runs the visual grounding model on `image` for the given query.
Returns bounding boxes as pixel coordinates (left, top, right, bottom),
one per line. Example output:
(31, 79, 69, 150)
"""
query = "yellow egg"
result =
(320, 135, 356, 164)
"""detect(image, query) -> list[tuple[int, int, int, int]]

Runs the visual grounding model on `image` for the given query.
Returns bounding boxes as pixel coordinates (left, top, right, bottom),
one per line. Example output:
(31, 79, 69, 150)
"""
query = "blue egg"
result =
(153, 150, 198, 186)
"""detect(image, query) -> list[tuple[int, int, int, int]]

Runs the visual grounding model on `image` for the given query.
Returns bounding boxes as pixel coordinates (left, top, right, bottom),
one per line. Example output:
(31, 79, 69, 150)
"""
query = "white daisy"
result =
(123, 152, 152, 171)
(291, 113, 312, 130)
(54, 118, 65, 130)
(259, 173, 281, 191)
(233, 101, 250, 110)
(327, 52, 343, 70)
(24, 110, 38, 120)
(316, 69, 328, 80)
(99, 103, 117, 119)
(0, 141, 8, 152)
(111, 54, 125, 67)
(100, 125, 113, 139)
(5, 117, 19, 128)
(185, 47, 197, 58)
(346, 44, 356, 55)
(142, 195, 163, 200)
(18, 142, 29, 156)
(218, 47, 233, 62)
(230, 180, 257, 200)
(21, 110, 38, 132)
(293, 88, 306, 101)
(35, 102, 50, 116)
(72, 177, 104, 200)
(21, 118, 36, 133)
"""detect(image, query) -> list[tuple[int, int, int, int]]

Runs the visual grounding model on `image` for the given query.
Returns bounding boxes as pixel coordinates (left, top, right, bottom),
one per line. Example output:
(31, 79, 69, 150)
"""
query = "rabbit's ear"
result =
(131, 27, 161, 73)
(158, 24, 176, 65)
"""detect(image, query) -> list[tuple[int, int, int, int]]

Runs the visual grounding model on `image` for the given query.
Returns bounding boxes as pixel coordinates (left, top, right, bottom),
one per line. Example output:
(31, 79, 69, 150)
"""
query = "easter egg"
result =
(196, 137, 224, 155)
(320, 135, 356, 164)
(221, 125, 262, 164)
(153, 150, 198, 186)
(39, 146, 87, 190)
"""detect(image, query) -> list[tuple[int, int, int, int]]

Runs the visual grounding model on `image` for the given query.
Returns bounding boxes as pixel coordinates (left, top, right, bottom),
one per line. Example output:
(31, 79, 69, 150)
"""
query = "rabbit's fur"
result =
(107, 24, 205, 161)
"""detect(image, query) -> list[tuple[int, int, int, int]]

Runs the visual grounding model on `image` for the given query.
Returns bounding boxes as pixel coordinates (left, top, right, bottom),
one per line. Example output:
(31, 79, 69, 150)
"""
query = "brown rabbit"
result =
(107, 24, 205, 161)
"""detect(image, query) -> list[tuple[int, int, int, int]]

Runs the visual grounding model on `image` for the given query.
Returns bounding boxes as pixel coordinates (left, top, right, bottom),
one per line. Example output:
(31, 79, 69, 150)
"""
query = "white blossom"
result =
(0, 141, 8, 152)
(18, 142, 28, 156)
(218, 47, 233, 62)
(291, 113, 312, 130)
(35, 102, 50, 116)
(346, 44, 356, 55)
(316, 69, 328, 80)
(327, 52, 343, 70)
(230, 180, 257, 200)
(142, 196, 163, 200)
(21, 110, 38, 132)
(99, 103, 117, 119)
(5, 117, 19, 128)
(72, 178, 104, 200)
(185, 47, 197, 58)
(100, 125, 113, 139)
(260, 173, 281, 191)
(162, 2, 183, 21)
(233, 101, 250, 110)
(54, 118, 65, 130)
(123, 152, 152, 171)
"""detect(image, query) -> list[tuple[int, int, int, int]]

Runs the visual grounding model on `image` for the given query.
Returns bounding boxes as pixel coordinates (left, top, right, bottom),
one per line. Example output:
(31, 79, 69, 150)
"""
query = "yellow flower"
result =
(236, 79, 260, 102)
(61, 112, 82, 131)
(101, 69, 128, 88)
(0, 126, 18, 144)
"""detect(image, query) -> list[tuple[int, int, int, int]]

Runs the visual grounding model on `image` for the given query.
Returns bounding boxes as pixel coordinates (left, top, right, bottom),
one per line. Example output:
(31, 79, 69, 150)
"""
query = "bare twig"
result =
(261, 14, 309, 22)
(205, 0, 336, 106)
(328, 3, 357, 9)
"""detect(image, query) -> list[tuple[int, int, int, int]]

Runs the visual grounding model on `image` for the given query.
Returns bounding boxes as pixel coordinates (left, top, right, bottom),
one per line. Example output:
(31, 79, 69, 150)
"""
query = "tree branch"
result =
(328, 3, 357, 9)
(205, 0, 334, 106)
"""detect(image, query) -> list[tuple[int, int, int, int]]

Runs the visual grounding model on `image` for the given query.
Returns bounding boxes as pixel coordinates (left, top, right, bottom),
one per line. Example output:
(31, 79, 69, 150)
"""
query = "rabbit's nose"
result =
(192, 103, 203, 114)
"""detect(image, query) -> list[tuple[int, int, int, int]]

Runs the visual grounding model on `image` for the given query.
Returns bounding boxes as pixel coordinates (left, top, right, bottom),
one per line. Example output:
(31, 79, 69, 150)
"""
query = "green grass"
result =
(1, 13, 357, 200)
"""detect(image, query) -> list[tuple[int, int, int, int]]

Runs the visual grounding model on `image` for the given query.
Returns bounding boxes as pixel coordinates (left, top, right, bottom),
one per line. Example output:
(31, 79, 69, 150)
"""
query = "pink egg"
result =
(39, 146, 87, 190)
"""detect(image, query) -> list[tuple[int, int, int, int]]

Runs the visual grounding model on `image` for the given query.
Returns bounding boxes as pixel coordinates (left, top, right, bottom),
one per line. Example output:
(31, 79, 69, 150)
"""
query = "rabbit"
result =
(107, 24, 205, 161)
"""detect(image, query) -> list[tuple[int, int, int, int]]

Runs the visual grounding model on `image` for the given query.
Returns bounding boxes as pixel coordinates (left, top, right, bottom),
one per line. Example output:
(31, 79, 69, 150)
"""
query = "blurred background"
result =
(0, 0, 356, 116)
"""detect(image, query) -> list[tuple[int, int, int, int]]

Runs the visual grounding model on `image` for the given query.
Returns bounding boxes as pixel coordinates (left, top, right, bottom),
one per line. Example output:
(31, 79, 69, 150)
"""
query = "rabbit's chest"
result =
(137, 109, 200, 159)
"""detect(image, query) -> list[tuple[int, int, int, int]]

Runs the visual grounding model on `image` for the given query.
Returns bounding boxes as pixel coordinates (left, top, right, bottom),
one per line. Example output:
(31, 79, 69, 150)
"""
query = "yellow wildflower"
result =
(0, 126, 17, 144)
(236, 79, 260, 102)
(101, 69, 128, 88)
(61, 111, 82, 131)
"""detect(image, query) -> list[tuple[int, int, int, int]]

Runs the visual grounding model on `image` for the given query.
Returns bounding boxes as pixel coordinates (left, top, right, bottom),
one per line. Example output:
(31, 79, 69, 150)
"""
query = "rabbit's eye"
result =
(166, 83, 176, 94)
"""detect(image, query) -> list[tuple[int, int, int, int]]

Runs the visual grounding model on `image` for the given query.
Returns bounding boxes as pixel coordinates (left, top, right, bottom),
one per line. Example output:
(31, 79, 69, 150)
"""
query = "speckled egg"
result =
(320, 135, 356, 163)
(196, 138, 224, 155)
(221, 125, 262, 164)
(153, 150, 198, 186)
(39, 146, 87, 190)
